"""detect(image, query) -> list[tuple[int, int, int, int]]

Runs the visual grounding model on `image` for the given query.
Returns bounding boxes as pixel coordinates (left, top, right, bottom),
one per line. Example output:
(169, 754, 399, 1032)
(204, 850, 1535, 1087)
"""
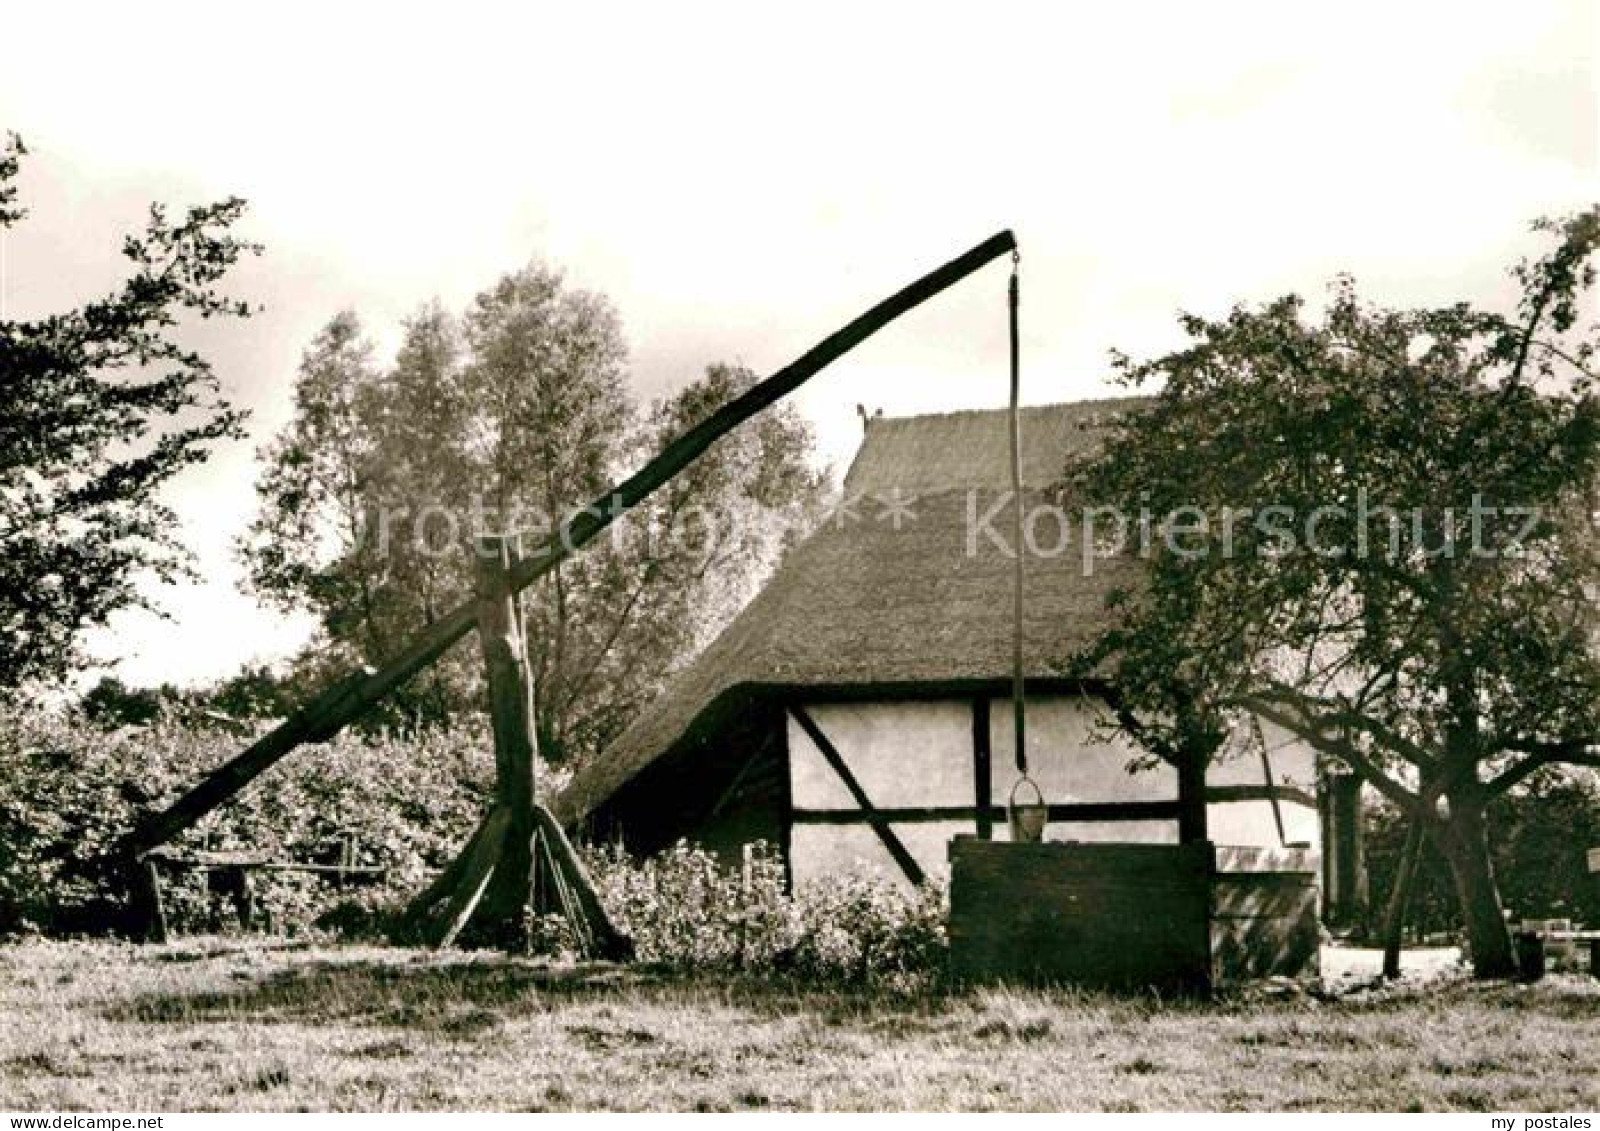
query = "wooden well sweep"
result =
(948, 837, 1318, 993)
(119, 232, 1022, 947)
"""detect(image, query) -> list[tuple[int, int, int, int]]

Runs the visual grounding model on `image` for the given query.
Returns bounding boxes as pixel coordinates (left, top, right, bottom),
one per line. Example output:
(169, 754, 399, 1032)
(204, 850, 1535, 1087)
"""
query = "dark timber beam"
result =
(1177, 747, 1208, 844)
(793, 801, 1185, 825)
(972, 698, 993, 839)
(125, 231, 1018, 860)
(793, 792, 1316, 825)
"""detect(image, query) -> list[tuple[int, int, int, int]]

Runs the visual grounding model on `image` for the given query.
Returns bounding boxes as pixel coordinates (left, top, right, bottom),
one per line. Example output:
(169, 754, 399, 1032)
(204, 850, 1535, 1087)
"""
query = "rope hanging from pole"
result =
(1008, 249, 1027, 778)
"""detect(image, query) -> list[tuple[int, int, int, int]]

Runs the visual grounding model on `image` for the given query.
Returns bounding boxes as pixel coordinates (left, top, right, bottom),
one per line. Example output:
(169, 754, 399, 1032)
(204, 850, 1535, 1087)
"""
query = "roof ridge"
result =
(868, 395, 1148, 426)
(841, 394, 1149, 496)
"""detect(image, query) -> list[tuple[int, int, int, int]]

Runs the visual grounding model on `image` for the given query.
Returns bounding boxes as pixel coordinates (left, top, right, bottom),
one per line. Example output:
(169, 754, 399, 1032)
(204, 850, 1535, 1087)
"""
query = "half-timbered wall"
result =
(787, 693, 1318, 887)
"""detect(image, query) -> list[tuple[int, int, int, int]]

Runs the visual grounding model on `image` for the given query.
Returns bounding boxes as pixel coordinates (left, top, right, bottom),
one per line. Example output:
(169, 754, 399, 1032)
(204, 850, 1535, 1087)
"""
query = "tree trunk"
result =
(1434, 797, 1516, 978)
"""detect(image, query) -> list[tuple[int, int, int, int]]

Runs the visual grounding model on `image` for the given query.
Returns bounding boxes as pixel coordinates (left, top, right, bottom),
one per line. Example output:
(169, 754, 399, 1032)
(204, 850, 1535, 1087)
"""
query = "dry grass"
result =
(1, 939, 1596, 1112)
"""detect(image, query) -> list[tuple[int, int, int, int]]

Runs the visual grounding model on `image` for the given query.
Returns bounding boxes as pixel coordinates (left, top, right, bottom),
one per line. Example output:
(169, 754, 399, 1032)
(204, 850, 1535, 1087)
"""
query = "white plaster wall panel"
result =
(787, 700, 972, 809)
(790, 824, 895, 885)
(1256, 717, 1317, 777)
(786, 715, 859, 810)
(1207, 800, 1319, 850)
(1208, 726, 1317, 791)
(1043, 820, 1179, 845)
(789, 821, 968, 887)
(896, 821, 972, 883)
(985, 695, 1179, 806)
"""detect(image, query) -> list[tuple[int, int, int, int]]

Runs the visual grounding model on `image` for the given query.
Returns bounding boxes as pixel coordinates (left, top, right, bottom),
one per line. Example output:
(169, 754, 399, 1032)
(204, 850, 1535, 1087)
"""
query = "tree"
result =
(0, 134, 257, 693)
(1065, 208, 1600, 977)
(245, 313, 384, 647)
(244, 305, 479, 725)
(241, 265, 824, 758)
(457, 264, 635, 760)
(540, 361, 823, 759)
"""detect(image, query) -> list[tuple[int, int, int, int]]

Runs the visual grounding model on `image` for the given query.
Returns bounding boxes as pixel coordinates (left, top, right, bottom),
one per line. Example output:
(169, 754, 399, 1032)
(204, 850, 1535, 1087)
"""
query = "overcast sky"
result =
(2, 0, 1595, 688)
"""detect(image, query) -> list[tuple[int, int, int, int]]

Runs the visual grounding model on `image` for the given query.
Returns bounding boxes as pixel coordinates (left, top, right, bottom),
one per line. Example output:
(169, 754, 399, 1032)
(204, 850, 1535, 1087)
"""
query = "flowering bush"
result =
(784, 870, 948, 990)
(585, 840, 948, 991)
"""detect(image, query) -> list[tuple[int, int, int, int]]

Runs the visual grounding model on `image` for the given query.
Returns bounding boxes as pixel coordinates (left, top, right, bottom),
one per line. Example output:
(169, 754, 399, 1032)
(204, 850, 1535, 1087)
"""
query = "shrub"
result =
(0, 704, 505, 937)
(1, 704, 951, 995)
(584, 840, 948, 991)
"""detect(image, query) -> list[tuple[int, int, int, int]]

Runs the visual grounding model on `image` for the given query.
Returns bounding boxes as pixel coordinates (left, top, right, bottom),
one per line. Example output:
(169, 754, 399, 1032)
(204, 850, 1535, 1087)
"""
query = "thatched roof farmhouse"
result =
(555, 398, 1358, 914)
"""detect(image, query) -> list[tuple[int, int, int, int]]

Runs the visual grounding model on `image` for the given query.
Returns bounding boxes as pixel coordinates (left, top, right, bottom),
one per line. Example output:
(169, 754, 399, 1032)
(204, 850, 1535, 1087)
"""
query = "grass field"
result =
(1, 939, 1596, 1112)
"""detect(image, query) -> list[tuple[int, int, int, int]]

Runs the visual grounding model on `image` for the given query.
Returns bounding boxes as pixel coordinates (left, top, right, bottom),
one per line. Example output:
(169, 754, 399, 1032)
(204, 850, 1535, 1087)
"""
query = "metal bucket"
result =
(1008, 777, 1048, 843)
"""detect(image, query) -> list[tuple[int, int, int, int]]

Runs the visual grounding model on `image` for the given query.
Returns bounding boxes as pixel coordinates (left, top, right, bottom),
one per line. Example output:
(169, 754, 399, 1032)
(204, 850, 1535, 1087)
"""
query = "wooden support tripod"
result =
(396, 535, 630, 954)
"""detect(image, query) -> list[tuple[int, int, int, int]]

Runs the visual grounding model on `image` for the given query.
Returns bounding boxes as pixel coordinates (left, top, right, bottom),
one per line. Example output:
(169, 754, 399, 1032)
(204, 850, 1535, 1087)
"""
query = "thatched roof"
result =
(552, 397, 1148, 825)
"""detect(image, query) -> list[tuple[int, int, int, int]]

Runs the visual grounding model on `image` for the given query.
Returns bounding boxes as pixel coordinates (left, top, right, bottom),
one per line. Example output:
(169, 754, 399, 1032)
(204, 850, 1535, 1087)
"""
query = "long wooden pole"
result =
(1007, 256, 1026, 778)
(501, 230, 1020, 594)
(125, 230, 1018, 859)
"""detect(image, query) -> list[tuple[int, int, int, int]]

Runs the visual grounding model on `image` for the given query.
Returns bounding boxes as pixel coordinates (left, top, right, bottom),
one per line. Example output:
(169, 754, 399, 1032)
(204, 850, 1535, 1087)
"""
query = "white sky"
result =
(1, 0, 1595, 688)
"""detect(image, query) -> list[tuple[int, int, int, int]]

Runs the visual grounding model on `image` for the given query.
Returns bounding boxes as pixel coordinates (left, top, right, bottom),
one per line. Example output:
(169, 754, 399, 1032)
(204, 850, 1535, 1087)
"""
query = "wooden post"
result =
(1177, 746, 1208, 844)
(338, 831, 355, 890)
(140, 860, 169, 944)
(1381, 818, 1425, 980)
(234, 868, 256, 931)
(1325, 773, 1367, 926)
(478, 537, 537, 815)
(473, 534, 539, 940)
(972, 698, 993, 840)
